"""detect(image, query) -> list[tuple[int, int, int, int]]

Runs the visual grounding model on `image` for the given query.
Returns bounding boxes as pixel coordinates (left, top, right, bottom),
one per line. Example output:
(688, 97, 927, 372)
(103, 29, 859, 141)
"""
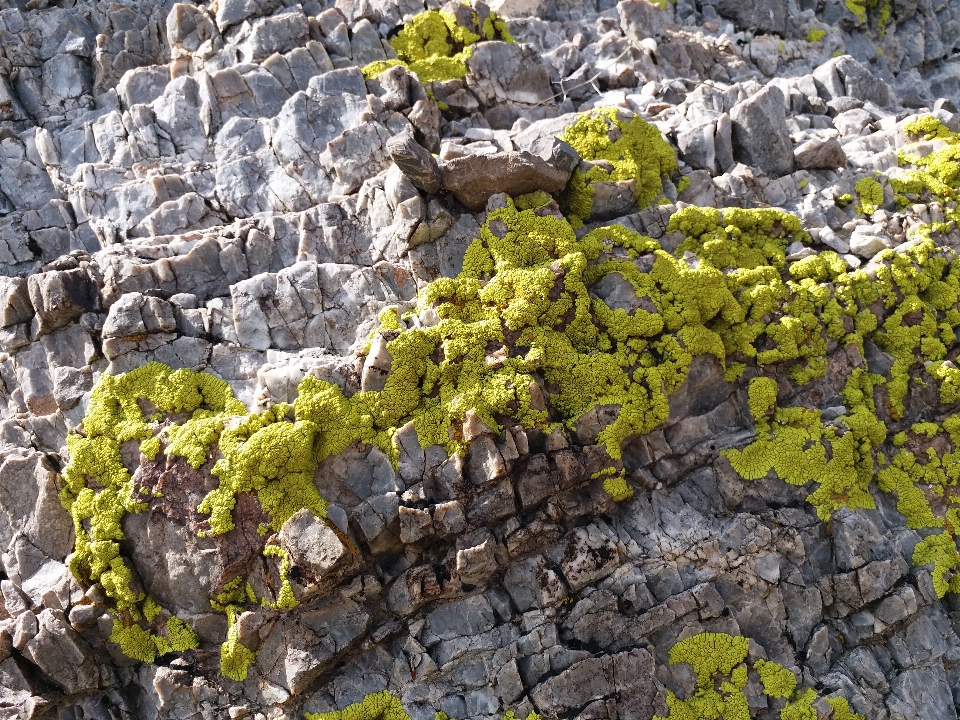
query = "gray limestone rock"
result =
(279, 509, 357, 582)
(730, 84, 794, 177)
(20, 609, 98, 694)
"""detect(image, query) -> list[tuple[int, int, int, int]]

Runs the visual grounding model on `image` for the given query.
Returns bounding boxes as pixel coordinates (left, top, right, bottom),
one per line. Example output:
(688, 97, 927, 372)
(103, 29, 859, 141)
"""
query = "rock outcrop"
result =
(3, 1, 960, 720)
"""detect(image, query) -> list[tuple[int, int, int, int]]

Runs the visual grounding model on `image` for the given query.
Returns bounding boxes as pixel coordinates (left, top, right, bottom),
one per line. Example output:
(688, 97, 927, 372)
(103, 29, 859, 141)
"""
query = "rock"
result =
(455, 528, 498, 584)
(27, 268, 98, 337)
(440, 151, 569, 210)
(730, 84, 794, 177)
(20, 609, 99, 694)
(399, 506, 434, 544)
(433, 499, 467, 537)
(831, 55, 892, 107)
(715, 0, 787, 35)
(386, 134, 442, 194)
(886, 667, 957, 720)
(676, 120, 716, 172)
(467, 436, 507, 484)
(353, 493, 401, 554)
(794, 137, 847, 169)
(0, 277, 33, 327)
(530, 649, 662, 720)
(256, 598, 369, 695)
(361, 331, 393, 392)
(0, 446, 73, 564)
(278, 508, 356, 581)
(834, 108, 874, 136)
(849, 225, 894, 258)
(526, 135, 580, 180)
(559, 524, 621, 592)
(618, 0, 664, 40)
(466, 42, 553, 108)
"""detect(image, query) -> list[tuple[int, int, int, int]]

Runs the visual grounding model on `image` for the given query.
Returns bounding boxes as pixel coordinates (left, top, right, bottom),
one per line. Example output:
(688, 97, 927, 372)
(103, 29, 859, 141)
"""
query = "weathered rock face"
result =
(4, 0, 960, 719)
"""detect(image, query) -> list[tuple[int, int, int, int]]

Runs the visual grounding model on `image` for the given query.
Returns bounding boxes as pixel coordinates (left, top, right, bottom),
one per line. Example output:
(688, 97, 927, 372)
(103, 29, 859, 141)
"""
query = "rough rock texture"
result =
(3, 1, 960, 720)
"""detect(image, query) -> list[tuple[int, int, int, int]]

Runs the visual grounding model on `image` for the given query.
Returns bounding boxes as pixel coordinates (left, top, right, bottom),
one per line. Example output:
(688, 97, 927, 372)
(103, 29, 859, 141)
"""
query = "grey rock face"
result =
(716, 0, 788, 35)
(3, 0, 960, 719)
(730, 84, 794, 177)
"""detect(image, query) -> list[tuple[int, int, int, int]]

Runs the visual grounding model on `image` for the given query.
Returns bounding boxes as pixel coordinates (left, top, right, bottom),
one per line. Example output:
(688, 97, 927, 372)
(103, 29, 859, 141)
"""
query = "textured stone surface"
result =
(2, 0, 960, 719)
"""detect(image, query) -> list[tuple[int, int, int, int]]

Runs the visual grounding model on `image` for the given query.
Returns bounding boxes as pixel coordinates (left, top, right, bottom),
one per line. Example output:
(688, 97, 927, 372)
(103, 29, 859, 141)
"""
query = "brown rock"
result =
(386, 134, 441, 194)
(440, 151, 569, 210)
(794, 136, 847, 169)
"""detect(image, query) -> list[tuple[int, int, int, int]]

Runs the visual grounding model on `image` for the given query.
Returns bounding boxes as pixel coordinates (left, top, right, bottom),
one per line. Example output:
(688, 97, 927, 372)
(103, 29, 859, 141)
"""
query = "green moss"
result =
(676, 175, 691, 194)
(807, 28, 826, 42)
(559, 108, 679, 224)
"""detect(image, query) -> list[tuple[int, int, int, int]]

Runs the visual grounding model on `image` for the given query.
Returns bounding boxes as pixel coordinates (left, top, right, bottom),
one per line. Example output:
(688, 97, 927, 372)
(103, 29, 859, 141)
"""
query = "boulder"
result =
(730, 84, 794, 177)
(440, 151, 569, 210)
(794, 136, 847, 169)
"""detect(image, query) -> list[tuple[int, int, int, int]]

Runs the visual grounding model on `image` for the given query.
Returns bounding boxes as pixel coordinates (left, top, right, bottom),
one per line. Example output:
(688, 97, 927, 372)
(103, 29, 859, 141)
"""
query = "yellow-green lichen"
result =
(221, 605, 257, 682)
(305, 691, 538, 720)
(362, 9, 513, 85)
(753, 658, 797, 699)
(855, 176, 884, 215)
(654, 632, 865, 720)
(559, 108, 679, 225)
(807, 28, 826, 42)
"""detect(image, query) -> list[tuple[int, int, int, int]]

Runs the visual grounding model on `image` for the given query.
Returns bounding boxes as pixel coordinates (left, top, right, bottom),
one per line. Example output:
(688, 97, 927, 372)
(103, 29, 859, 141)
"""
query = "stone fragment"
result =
(0, 277, 33, 327)
(20, 609, 98, 694)
(27, 268, 98, 337)
(468, 436, 507, 484)
(279, 508, 356, 580)
(387, 134, 441, 194)
(618, 0, 664, 40)
(399, 506, 434, 544)
(715, 0, 787, 34)
(730, 84, 794, 177)
(849, 225, 893, 259)
(432, 501, 467, 537)
(466, 42, 553, 108)
(794, 137, 847, 169)
(353, 493, 401, 554)
(530, 649, 661, 720)
(440, 151, 568, 210)
(559, 524, 621, 591)
(455, 529, 498, 584)
(676, 120, 716, 172)
(256, 599, 369, 695)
